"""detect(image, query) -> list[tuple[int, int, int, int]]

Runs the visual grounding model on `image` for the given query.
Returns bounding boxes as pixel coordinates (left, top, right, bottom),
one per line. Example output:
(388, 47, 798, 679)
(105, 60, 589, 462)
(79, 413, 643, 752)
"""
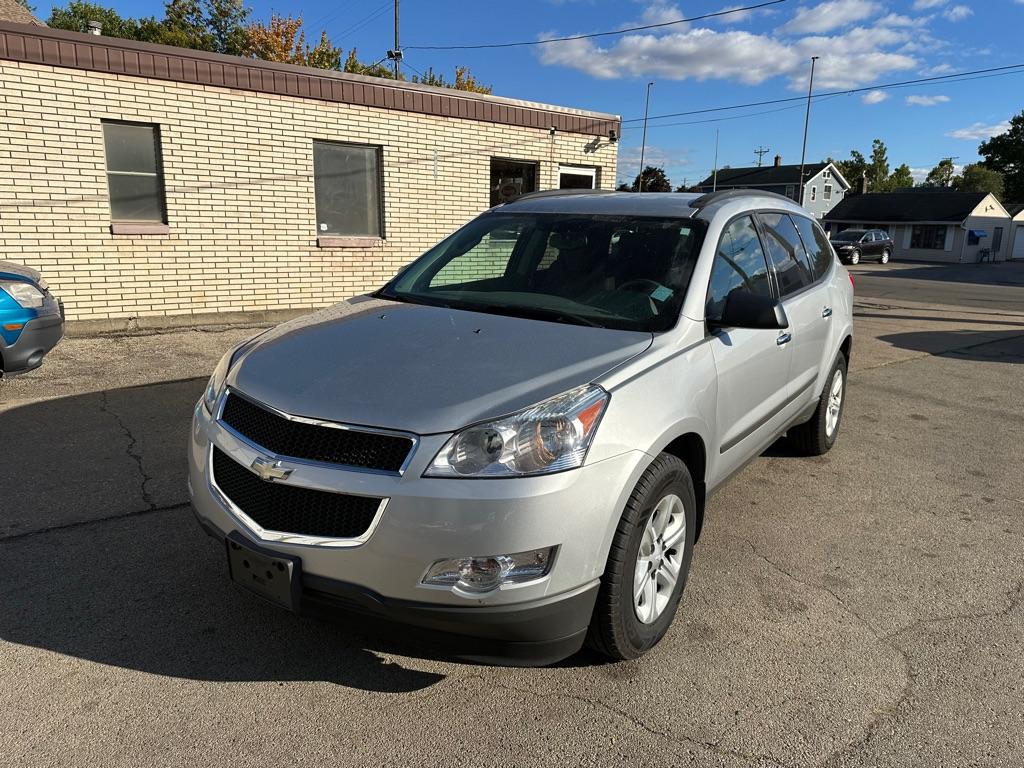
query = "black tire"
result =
(587, 454, 697, 661)
(849, 250, 861, 265)
(789, 352, 848, 456)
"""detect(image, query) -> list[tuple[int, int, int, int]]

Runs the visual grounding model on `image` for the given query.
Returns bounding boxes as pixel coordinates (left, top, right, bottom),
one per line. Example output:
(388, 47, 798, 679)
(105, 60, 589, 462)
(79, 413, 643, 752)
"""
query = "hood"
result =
(229, 297, 653, 435)
(0, 260, 42, 285)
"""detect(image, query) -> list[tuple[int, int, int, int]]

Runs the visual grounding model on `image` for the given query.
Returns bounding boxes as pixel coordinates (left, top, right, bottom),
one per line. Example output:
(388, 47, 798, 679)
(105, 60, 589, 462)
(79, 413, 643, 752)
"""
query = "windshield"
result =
(836, 229, 867, 241)
(378, 212, 706, 333)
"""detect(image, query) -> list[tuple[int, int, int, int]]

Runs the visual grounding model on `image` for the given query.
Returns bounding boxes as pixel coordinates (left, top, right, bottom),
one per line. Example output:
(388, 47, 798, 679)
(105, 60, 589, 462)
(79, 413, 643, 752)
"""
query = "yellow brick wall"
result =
(0, 61, 618, 322)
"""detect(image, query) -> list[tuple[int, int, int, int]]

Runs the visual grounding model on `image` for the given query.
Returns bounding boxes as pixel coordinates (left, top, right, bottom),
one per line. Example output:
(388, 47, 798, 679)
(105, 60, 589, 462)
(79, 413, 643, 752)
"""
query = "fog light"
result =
(423, 547, 555, 594)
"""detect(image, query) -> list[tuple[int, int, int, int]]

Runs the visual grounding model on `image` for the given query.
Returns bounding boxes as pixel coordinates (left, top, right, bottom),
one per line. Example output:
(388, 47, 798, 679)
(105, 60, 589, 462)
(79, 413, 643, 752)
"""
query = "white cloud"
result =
(943, 4, 973, 20)
(539, 22, 918, 90)
(716, 5, 755, 24)
(778, 0, 881, 35)
(616, 145, 691, 178)
(946, 121, 1011, 140)
(906, 94, 950, 106)
(635, 2, 685, 26)
(921, 62, 954, 75)
(862, 90, 889, 104)
(877, 13, 927, 27)
(912, 0, 947, 9)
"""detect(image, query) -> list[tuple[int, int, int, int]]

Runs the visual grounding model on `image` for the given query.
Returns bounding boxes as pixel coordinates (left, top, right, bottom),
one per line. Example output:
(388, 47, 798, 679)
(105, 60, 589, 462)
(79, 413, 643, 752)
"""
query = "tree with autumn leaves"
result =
(48, 0, 491, 94)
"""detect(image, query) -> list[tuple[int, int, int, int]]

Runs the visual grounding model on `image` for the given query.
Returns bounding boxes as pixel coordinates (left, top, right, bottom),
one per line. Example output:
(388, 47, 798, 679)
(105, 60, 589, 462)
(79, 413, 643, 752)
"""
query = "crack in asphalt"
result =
(0, 502, 189, 543)
(744, 541, 915, 768)
(99, 389, 155, 510)
(880, 581, 1024, 643)
(482, 676, 787, 767)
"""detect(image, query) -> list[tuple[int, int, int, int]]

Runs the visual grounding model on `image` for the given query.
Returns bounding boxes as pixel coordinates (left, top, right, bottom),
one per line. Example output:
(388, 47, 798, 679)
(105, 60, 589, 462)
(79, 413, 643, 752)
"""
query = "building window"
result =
(491, 158, 538, 206)
(102, 121, 167, 223)
(910, 225, 947, 249)
(558, 165, 598, 190)
(313, 141, 383, 237)
(823, 169, 831, 179)
(810, 185, 817, 202)
(993, 227, 1003, 252)
(823, 184, 832, 201)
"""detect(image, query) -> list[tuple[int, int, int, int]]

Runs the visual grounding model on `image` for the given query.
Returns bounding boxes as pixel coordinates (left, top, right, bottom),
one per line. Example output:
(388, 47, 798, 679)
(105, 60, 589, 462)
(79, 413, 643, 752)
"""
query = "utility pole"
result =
(393, 0, 401, 79)
(712, 129, 720, 192)
(754, 146, 770, 167)
(638, 81, 654, 191)
(798, 56, 818, 206)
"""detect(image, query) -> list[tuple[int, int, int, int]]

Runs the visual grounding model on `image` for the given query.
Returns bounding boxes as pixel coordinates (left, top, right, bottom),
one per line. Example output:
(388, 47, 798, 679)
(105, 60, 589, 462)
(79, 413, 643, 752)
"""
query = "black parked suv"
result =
(830, 229, 892, 265)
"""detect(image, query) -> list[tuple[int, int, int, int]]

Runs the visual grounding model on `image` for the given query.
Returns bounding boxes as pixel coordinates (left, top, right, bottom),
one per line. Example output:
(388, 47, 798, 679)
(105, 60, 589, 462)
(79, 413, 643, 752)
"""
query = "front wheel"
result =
(587, 454, 696, 661)
(880, 249, 890, 264)
(789, 352, 848, 456)
(849, 250, 861, 265)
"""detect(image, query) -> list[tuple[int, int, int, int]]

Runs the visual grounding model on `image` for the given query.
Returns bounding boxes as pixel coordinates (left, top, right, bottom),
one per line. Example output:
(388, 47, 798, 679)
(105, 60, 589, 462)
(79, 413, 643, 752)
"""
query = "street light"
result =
(638, 81, 654, 191)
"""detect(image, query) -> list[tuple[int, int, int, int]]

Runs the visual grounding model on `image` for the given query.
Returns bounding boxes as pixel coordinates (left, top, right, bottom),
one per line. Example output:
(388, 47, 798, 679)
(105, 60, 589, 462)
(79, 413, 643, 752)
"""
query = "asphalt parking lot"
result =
(2, 272, 1023, 767)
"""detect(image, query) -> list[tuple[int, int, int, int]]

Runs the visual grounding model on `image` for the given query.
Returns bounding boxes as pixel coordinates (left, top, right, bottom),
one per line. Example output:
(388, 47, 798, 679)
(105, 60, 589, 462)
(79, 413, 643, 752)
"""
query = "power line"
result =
(404, 0, 787, 51)
(621, 62, 1024, 124)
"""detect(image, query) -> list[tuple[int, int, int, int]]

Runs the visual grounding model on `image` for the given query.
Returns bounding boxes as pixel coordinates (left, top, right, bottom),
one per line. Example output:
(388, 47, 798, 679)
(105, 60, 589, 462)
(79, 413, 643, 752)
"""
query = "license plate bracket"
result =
(226, 531, 302, 612)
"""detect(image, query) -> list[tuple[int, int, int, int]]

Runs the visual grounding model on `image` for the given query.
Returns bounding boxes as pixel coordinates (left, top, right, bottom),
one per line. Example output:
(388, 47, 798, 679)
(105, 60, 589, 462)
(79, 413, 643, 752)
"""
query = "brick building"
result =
(0, 21, 619, 327)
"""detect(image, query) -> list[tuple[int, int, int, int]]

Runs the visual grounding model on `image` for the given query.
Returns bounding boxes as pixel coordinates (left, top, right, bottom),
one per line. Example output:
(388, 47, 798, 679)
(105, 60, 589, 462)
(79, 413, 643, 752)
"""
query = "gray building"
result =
(694, 156, 851, 219)
(824, 190, 1011, 263)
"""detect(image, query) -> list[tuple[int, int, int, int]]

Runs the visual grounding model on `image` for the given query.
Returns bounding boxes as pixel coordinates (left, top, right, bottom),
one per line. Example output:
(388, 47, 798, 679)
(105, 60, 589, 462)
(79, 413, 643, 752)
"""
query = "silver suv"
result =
(189, 189, 853, 664)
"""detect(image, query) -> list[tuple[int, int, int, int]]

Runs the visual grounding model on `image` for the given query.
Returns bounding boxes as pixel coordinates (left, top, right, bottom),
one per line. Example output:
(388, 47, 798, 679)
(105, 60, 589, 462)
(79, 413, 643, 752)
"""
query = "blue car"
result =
(0, 260, 64, 375)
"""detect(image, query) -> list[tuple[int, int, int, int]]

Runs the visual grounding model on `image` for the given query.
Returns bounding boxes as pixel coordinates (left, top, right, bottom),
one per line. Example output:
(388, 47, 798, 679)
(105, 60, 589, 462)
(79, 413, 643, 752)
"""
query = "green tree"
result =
(245, 14, 342, 69)
(833, 150, 867, 193)
(923, 158, 956, 187)
(868, 139, 890, 192)
(16, 0, 36, 13)
(48, 1, 154, 39)
(978, 110, 1024, 202)
(206, 0, 249, 55)
(630, 166, 672, 192)
(887, 163, 914, 190)
(616, 182, 632, 192)
(156, 0, 213, 49)
(953, 163, 1004, 198)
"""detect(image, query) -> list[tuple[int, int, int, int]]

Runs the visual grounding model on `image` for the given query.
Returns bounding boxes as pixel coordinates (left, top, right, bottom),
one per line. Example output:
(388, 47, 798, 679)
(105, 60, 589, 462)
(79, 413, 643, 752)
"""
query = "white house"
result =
(693, 156, 851, 219)
(1007, 204, 1024, 261)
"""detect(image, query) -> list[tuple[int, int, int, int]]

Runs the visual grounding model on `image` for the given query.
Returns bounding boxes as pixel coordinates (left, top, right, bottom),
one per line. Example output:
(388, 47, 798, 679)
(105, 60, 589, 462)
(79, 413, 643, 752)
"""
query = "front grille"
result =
(220, 391, 413, 473)
(212, 447, 382, 539)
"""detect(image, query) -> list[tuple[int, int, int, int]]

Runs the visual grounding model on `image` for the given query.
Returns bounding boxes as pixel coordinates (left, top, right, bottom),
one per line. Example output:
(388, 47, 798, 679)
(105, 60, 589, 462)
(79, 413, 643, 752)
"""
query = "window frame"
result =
(704, 212, 779, 331)
(823, 183, 833, 201)
(557, 164, 599, 190)
(810, 185, 817, 202)
(755, 210, 815, 298)
(910, 224, 947, 250)
(490, 157, 540, 206)
(312, 139, 385, 242)
(754, 210, 835, 300)
(101, 119, 168, 229)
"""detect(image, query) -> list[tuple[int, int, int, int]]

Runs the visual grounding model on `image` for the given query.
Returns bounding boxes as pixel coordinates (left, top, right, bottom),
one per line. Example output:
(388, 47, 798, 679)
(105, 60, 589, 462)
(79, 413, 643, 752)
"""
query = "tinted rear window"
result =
(794, 216, 836, 281)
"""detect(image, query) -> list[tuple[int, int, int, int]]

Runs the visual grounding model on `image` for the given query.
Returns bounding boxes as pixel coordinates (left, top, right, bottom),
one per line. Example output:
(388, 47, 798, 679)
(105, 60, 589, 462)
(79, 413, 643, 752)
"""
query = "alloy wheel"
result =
(825, 369, 844, 437)
(634, 493, 687, 624)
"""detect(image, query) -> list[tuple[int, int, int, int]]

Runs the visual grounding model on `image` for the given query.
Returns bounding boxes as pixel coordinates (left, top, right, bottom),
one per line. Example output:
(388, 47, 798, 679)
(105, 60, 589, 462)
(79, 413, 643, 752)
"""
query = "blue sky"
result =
(78, 0, 1024, 187)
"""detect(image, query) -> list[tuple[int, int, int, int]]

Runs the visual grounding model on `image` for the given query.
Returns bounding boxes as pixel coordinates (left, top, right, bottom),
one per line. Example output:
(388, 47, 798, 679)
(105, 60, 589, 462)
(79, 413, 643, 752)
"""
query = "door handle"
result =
(822, 306, 833, 318)
(777, 332, 792, 346)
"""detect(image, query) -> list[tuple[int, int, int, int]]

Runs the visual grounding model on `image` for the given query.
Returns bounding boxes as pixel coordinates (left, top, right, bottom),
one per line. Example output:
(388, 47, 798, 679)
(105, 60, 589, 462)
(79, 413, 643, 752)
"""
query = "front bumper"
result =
(189, 398, 647, 662)
(0, 311, 64, 373)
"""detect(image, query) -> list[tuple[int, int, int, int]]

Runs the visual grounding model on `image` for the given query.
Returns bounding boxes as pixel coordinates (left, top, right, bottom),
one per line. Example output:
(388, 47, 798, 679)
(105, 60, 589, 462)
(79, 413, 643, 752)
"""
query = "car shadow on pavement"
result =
(854, 262, 1024, 287)
(0, 379, 450, 692)
(878, 329, 1024, 364)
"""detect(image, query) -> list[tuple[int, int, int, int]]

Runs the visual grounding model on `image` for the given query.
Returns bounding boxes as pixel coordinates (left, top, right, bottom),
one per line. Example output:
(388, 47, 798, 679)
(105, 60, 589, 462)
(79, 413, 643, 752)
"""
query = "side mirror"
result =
(711, 290, 789, 330)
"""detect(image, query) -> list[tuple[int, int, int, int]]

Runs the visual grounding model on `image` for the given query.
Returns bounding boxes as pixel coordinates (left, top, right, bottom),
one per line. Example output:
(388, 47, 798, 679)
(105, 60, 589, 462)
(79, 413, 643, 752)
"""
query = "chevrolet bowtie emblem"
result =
(250, 456, 293, 482)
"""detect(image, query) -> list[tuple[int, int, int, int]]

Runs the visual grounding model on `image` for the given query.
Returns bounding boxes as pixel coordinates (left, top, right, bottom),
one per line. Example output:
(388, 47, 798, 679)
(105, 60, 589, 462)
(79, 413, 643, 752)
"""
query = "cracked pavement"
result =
(1, 286, 1022, 767)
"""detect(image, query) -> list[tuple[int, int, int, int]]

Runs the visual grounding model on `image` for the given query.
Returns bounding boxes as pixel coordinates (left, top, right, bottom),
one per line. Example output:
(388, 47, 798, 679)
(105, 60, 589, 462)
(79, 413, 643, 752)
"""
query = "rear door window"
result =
(793, 215, 836, 281)
(758, 212, 812, 297)
(706, 215, 773, 324)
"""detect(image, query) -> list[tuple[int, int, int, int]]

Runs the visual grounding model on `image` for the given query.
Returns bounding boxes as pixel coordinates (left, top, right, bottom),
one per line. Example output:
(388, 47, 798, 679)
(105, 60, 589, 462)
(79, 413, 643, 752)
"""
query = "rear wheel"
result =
(587, 454, 696, 661)
(880, 249, 890, 264)
(849, 250, 861, 265)
(789, 352, 847, 456)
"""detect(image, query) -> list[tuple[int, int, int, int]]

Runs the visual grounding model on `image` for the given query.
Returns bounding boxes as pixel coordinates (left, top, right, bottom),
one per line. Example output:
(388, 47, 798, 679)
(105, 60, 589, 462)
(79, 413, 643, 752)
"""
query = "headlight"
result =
(202, 351, 231, 414)
(201, 331, 269, 414)
(425, 384, 609, 478)
(0, 280, 45, 309)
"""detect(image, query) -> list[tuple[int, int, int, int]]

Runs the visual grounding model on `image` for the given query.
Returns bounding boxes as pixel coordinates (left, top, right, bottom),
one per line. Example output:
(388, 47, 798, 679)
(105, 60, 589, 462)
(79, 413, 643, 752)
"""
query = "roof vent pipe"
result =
(774, 154, 782, 167)
(87, 20, 102, 35)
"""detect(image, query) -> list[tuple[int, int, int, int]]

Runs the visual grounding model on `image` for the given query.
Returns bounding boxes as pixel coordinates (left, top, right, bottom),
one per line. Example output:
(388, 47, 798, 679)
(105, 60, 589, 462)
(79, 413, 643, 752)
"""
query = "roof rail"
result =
(512, 188, 619, 202)
(689, 188, 799, 211)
